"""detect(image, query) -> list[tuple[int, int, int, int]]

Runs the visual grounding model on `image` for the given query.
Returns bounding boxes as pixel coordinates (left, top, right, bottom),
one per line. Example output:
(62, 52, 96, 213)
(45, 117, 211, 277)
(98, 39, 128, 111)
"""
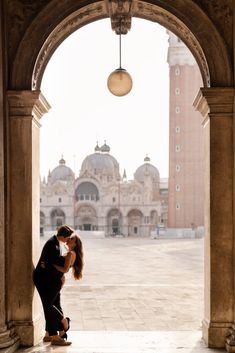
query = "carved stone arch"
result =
(50, 207, 66, 228)
(75, 203, 98, 230)
(75, 181, 100, 202)
(10, 1, 107, 90)
(132, 1, 232, 87)
(75, 202, 98, 216)
(107, 208, 123, 235)
(127, 208, 144, 236)
(106, 207, 122, 218)
(10, 0, 232, 90)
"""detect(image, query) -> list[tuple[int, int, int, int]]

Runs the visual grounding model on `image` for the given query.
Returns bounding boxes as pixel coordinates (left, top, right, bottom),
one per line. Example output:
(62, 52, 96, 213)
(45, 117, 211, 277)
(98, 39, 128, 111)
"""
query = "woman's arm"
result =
(54, 251, 73, 273)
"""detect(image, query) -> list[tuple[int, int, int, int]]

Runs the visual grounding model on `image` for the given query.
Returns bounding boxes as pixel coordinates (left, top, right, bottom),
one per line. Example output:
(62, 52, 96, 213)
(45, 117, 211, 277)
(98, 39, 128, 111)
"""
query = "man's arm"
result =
(54, 252, 74, 273)
(42, 239, 64, 266)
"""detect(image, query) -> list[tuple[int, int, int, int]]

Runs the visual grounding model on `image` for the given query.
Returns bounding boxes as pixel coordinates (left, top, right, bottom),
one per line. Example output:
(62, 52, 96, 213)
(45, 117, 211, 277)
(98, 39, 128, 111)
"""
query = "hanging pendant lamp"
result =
(107, 32, 133, 97)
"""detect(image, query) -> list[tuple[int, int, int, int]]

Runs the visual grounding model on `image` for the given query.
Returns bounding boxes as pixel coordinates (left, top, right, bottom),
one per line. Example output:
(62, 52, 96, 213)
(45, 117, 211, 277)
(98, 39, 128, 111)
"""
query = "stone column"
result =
(194, 87, 234, 348)
(7, 91, 50, 346)
(0, 14, 21, 353)
(0, 3, 22, 349)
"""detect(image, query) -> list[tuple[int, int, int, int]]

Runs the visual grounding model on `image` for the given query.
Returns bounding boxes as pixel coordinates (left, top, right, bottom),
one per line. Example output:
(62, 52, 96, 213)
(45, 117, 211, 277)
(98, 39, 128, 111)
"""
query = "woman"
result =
(55, 234, 84, 281)
(44, 234, 84, 342)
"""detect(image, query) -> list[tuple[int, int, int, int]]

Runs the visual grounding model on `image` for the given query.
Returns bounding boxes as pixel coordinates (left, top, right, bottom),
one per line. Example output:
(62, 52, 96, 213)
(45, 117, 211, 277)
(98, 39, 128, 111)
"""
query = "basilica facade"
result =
(40, 142, 168, 237)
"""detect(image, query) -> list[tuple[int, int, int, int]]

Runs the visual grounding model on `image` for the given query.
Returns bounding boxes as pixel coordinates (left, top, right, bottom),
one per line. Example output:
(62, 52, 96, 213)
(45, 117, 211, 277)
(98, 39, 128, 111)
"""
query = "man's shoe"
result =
(51, 338, 72, 346)
(43, 336, 52, 342)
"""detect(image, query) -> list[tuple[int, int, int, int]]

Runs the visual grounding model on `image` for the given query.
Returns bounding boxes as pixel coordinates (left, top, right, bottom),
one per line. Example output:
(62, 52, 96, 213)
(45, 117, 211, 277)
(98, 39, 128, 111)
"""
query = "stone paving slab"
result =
(17, 237, 226, 352)
(16, 331, 225, 353)
(58, 237, 204, 331)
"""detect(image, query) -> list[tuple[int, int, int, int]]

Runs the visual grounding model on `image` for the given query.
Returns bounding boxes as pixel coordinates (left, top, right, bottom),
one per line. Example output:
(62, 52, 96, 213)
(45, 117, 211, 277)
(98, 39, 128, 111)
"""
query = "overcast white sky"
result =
(40, 18, 169, 180)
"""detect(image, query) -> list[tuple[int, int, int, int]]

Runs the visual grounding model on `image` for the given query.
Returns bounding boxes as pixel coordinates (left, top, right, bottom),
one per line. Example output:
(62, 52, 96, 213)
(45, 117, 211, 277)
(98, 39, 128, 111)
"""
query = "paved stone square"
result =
(59, 236, 204, 331)
(18, 331, 224, 353)
(18, 236, 227, 352)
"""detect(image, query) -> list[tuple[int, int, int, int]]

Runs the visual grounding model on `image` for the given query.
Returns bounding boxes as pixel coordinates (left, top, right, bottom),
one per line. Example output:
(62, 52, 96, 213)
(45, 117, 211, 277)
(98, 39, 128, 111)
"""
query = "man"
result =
(33, 225, 73, 346)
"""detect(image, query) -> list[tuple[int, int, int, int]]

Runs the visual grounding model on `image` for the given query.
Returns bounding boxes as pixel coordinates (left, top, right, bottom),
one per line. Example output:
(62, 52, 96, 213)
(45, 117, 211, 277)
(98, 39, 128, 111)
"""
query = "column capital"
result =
(194, 87, 234, 118)
(7, 90, 50, 119)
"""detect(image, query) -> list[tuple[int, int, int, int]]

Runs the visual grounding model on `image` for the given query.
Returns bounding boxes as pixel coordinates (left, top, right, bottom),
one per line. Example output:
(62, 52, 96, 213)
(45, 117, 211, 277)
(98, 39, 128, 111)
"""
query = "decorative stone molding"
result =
(8, 90, 50, 125)
(31, 0, 211, 89)
(132, 1, 210, 87)
(7, 0, 50, 59)
(32, 2, 106, 89)
(194, 0, 233, 54)
(10, 1, 233, 90)
(105, 0, 133, 34)
(193, 87, 235, 118)
(225, 327, 235, 352)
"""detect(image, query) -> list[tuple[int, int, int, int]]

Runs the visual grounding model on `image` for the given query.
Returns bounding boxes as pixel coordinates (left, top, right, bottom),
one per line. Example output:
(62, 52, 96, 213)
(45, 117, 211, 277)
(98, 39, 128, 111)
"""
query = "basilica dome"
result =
(80, 143, 120, 180)
(134, 157, 160, 183)
(50, 157, 74, 183)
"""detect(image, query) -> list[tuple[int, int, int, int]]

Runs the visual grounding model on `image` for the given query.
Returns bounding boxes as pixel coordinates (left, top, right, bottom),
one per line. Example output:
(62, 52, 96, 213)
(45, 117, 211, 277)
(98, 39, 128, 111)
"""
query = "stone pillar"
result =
(194, 87, 234, 348)
(0, 3, 21, 350)
(7, 91, 50, 346)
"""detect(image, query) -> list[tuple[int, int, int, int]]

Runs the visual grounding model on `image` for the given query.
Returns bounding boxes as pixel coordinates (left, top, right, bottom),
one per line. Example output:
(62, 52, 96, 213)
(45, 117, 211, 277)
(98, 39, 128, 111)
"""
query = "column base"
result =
(202, 319, 231, 348)
(0, 329, 20, 352)
(13, 315, 43, 346)
(0, 341, 19, 353)
(225, 326, 235, 352)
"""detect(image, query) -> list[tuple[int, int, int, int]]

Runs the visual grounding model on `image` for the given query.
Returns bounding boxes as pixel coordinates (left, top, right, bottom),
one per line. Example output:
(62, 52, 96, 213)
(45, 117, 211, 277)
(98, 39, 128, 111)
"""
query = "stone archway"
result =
(127, 209, 144, 236)
(107, 208, 123, 236)
(9, 1, 233, 89)
(150, 210, 158, 231)
(75, 204, 98, 230)
(50, 208, 66, 228)
(4, 0, 234, 350)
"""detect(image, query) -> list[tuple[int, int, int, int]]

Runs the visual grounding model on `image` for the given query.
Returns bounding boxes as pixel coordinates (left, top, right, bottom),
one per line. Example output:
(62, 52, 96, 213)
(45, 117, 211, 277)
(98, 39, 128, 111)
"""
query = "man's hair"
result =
(57, 225, 74, 238)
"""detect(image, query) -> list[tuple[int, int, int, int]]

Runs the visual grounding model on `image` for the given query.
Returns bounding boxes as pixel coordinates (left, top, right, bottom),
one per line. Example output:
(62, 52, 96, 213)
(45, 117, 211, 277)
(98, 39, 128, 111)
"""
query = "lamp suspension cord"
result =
(119, 32, 122, 69)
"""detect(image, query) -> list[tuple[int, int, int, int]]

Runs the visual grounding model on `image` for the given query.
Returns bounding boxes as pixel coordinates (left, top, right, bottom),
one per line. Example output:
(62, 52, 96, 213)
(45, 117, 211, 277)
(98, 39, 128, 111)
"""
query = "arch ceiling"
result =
(10, 0, 232, 90)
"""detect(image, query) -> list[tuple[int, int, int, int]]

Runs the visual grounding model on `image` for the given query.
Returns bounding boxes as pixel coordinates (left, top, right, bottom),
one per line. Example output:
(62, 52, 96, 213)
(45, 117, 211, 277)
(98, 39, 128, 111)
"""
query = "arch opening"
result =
(10, 1, 233, 90)
(5, 1, 234, 349)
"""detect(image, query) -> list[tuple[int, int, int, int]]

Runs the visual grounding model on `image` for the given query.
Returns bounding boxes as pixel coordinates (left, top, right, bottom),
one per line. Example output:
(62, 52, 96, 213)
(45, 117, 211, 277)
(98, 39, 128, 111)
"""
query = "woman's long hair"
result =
(72, 235, 84, 280)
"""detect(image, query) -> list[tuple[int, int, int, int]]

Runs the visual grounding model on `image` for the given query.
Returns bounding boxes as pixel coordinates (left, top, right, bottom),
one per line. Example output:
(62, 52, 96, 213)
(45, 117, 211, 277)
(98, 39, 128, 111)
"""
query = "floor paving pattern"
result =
(17, 331, 224, 353)
(61, 237, 204, 331)
(17, 236, 227, 352)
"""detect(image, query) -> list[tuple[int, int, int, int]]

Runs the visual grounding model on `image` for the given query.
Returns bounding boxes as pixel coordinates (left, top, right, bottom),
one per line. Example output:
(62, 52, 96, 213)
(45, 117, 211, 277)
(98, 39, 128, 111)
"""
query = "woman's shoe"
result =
(60, 332, 67, 340)
(64, 317, 70, 331)
(60, 317, 71, 340)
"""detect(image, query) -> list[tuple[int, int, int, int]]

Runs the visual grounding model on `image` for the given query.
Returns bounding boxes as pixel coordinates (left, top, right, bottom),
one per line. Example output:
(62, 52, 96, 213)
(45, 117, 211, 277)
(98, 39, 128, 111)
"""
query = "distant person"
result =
(33, 225, 74, 346)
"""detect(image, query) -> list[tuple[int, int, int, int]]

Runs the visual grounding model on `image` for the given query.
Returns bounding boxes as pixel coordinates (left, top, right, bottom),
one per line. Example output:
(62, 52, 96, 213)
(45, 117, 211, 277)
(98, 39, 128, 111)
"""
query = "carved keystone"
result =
(105, 0, 133, 34)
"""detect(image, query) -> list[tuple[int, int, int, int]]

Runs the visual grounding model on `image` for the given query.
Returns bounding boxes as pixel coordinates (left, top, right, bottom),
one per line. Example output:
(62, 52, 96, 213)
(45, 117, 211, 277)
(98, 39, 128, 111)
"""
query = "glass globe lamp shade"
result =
(107, 68, 133, 97)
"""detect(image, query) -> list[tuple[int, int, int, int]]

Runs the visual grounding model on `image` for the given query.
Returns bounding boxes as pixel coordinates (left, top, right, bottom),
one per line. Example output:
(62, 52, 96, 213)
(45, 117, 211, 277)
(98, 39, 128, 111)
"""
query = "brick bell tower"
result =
(167, 32, 204, 229)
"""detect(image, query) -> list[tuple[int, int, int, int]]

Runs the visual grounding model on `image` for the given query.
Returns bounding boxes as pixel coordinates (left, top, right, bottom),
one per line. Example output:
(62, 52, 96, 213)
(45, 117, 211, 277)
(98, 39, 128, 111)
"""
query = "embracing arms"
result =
(54, 251, 75, 273)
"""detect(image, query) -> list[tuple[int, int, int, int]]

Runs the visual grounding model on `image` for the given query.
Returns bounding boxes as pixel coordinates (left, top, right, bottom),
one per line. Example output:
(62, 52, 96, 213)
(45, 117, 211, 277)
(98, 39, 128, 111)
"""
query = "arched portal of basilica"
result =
(0, 0, 234, 351)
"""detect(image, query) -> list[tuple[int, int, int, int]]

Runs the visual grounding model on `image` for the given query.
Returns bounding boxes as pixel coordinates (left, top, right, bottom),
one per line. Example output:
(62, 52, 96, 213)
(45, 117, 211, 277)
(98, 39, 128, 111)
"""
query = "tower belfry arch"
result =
(1, 0, 234, 351)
